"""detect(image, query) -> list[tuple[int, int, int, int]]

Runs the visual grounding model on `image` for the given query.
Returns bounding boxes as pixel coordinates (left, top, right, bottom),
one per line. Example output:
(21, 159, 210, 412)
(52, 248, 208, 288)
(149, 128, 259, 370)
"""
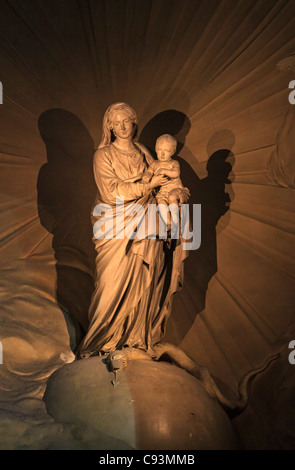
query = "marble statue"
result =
(142, 133, 190, 231)
(76, 103, 188, 359)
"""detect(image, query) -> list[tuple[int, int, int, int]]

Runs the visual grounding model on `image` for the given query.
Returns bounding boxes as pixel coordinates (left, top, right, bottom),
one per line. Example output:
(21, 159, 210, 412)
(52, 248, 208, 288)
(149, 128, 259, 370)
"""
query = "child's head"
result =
(155, 134, 177, 161)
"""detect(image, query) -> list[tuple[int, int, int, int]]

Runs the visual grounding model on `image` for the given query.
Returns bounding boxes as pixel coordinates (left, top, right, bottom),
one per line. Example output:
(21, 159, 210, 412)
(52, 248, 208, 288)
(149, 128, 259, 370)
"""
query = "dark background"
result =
(0, 0, 294, 449)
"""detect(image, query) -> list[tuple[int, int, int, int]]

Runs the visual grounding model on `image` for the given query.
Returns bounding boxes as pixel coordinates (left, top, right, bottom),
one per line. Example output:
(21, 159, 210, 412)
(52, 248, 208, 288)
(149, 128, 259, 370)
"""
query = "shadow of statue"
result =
(188, 146, 235, 312)
(139, 112, 235, 345)
(37, 109, 97, 352)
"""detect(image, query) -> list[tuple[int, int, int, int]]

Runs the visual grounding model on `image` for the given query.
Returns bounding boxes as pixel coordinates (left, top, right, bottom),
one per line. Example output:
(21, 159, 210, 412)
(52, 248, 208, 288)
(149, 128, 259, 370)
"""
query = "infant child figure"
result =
(142, 134, 190, 236)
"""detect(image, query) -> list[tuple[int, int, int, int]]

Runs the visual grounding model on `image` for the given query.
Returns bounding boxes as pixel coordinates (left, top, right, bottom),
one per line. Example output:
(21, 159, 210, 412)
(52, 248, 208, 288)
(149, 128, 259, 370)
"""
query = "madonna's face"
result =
(111, 111, 134, 140)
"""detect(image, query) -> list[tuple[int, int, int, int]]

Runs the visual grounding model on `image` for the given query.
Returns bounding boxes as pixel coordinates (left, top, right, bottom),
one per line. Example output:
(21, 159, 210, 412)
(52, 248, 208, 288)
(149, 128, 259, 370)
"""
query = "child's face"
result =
(156, 141, 175, 161)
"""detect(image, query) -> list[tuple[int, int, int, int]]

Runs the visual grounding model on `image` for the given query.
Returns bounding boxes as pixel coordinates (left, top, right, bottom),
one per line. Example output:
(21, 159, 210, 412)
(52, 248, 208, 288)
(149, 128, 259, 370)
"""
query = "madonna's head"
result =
(99, 102, 138, 148)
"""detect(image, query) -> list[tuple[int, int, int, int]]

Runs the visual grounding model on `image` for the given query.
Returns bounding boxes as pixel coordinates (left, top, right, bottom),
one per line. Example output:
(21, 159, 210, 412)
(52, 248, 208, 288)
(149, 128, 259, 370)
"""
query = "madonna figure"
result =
(77, 103, 188, 359)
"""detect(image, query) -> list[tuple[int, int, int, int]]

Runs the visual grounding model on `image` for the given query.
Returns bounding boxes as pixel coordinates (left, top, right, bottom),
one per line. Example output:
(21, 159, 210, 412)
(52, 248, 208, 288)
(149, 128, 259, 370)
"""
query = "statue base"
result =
(43, 357, 239, 450)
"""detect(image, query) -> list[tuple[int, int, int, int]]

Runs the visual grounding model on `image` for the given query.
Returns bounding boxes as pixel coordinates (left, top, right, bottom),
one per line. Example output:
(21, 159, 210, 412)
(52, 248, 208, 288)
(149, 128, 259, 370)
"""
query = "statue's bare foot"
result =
(78, 351, 92, 360)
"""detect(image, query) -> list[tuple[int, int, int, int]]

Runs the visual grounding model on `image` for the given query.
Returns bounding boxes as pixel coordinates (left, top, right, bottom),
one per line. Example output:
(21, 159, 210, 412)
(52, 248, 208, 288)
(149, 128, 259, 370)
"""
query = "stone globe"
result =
(43, 357, 239, 450)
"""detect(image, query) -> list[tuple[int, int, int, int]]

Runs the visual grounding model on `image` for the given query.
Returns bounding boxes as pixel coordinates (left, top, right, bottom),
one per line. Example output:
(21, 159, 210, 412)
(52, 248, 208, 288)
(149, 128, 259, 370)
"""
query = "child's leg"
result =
(168, 191, 180, 238)
(156, 197, 171, 236)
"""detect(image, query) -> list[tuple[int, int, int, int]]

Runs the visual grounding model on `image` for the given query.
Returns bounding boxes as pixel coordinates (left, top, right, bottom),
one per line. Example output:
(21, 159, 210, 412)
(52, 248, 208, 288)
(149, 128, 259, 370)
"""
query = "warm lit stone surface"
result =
(43, 357, 239, 450)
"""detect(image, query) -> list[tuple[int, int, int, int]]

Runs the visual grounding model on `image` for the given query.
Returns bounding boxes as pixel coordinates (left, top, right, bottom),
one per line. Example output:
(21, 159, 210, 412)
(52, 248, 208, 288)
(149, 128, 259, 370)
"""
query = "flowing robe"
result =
(77, 142, 188, 357)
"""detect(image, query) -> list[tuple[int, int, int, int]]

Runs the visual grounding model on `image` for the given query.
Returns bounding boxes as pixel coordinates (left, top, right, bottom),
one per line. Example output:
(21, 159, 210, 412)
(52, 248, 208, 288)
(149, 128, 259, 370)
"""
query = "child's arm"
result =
(142, 163, 155, 182)
(157, 160, 180, 178)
